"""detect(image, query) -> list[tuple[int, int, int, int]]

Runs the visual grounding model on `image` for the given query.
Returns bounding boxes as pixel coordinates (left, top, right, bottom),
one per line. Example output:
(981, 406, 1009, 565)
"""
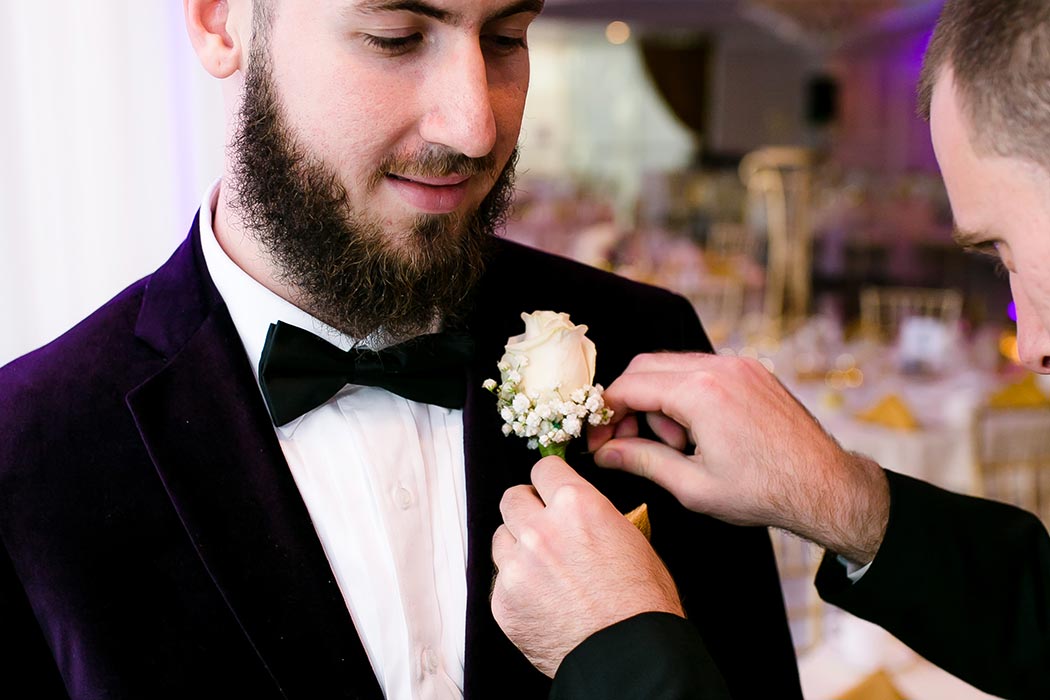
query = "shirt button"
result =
(396, 487, 413, 510)
(422, 647, 439, 675)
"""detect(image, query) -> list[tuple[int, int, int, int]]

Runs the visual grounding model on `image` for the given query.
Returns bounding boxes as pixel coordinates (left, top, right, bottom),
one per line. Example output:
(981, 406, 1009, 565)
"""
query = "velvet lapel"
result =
(125, 218, 383, 700)
(460, 246, 553, 699)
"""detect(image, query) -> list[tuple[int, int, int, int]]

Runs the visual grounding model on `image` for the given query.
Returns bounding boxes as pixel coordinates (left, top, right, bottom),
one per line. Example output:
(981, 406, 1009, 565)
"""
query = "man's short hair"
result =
(917, 0, 1050, 169)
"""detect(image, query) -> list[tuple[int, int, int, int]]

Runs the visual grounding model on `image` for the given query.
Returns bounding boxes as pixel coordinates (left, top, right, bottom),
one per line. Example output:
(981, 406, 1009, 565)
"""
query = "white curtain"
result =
(0, 2, 225, 365)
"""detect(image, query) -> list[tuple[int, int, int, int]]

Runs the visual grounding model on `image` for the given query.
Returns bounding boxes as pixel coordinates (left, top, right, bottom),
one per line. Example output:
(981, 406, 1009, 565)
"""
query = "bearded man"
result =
(0, 1, 801, 698)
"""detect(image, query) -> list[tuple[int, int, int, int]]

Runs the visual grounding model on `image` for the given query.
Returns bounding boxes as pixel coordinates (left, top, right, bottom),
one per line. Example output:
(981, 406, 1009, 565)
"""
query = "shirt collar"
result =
(198, 179, 364, 434)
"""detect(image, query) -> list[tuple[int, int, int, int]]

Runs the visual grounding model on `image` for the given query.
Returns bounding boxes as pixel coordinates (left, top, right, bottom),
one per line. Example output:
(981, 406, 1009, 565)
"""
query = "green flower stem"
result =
(539, 442, 568, 459)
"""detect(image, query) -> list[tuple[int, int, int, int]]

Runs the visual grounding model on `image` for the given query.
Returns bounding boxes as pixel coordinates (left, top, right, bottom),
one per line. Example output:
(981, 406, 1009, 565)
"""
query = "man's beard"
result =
(227, 49, 516, 344)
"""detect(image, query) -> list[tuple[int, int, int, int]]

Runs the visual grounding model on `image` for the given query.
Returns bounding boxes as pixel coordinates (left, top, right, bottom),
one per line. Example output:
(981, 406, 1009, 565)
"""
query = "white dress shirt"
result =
(198, 180, 468, 700)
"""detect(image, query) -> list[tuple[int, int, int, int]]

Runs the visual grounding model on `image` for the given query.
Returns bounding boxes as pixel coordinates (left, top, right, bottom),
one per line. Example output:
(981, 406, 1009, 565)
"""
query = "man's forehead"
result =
(346, 0, 544, 24)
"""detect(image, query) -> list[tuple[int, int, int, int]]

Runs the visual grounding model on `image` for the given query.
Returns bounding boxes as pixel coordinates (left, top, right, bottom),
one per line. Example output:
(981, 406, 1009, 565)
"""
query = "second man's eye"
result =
(483, 34, 527, 54)
(363, 33, 424, 55)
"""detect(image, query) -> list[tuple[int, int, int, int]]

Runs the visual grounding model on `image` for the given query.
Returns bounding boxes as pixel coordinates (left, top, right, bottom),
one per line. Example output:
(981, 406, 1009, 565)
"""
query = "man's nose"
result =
(1011, 274, 1050, 373)
(418, 41, 498, 159)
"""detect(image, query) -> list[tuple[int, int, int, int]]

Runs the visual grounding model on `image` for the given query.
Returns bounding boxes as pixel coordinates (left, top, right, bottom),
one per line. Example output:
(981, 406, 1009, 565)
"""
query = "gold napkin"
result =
(625, 503, 651, 541)
(836, 669, 905, 700)
(988, 373, 1050, 409)
(856, 394, 920, 431)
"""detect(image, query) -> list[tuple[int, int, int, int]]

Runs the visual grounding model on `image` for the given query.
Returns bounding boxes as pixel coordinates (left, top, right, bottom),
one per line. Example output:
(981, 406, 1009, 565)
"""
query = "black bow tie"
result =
(258, 321, 474, 427)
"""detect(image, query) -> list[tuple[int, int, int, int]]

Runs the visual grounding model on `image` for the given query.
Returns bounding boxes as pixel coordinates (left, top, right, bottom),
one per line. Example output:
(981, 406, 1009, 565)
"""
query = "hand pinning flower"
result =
(484, 311, 613, 459)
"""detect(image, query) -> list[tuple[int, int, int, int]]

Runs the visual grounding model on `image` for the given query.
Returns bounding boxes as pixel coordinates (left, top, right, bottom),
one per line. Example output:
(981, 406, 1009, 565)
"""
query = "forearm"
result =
(790, 452, 890, 564)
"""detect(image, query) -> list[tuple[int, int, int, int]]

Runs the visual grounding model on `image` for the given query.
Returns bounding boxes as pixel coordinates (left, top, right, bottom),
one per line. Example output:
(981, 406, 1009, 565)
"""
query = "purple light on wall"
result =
(1008, 301, 1018, 322)
(905, 28, 935, 75)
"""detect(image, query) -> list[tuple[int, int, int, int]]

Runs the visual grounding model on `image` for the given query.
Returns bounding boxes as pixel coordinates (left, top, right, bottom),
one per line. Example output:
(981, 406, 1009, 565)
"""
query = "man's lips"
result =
(386, 173, 471, 213)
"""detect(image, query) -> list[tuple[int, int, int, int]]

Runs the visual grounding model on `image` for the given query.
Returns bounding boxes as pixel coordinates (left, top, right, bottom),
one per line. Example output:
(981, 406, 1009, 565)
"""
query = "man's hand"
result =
(491, 457, 684, 678)
(588, 353, 890, 564)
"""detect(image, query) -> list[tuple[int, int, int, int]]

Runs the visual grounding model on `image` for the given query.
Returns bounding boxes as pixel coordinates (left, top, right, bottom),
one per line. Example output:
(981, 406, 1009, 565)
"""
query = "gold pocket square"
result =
(625, 503, 651, 541)
(837, 669, 905, 700)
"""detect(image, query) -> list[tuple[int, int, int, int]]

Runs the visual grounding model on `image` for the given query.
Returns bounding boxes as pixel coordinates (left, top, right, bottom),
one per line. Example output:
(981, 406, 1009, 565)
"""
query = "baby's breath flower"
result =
(512, 393, 531, 413)
(563, 415, 581, 436)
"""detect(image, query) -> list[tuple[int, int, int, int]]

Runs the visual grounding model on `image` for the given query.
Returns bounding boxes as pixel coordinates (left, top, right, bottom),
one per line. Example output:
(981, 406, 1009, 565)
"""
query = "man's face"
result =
(931, 68, 1050, 372)
(227, 0, 541, 341)
(258, 0, 536, 242)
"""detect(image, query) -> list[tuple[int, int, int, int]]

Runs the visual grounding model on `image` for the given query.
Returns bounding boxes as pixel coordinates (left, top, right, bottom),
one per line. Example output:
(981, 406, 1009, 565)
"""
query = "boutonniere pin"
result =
(484, 311, 651, 539)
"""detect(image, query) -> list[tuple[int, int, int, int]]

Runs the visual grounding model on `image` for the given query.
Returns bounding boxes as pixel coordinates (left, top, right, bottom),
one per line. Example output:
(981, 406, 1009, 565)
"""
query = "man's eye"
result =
(964, 242, 1013, 276)
(483, 34, 527, 53)
(965, 241, 1001, 258)
(363, 33, 423, 54)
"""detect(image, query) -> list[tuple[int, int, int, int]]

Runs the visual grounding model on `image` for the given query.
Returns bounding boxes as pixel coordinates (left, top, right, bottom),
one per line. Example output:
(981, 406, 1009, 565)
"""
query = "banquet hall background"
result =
(2, 1, 1043, 697)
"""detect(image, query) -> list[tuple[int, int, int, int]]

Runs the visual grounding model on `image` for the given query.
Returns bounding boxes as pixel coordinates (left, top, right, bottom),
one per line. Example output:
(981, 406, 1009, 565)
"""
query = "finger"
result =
(529, 456, 592, 505)
(587, 412, 639, 452)
(587, 354, 716, 448)
(645, 412, 689, 451)
(587, 422, 616, 452)
(594, 437, 706, 506)
(602, 371, 702, 430)
(588, 415, 634, 455)
(621, 351, 716, 377)
(614, 413, 640, 439)
(499, 484, 544, 536)
(491, 523, 516, 572)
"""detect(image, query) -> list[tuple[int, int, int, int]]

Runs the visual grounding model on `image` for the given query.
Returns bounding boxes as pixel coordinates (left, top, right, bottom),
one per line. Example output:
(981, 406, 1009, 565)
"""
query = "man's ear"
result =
(184, 0, 247, 79)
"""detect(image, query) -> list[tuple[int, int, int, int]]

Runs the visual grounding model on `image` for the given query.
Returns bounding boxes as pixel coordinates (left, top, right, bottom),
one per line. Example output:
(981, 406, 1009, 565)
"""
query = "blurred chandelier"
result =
(743, 0, 922, 49)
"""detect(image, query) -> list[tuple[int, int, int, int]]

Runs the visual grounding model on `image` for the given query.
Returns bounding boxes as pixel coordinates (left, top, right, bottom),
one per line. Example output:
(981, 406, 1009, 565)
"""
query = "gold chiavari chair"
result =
(706, 221, 760, 261)
(972, 403, 1050, 527)
(859, 286, 963, 342)
(739, 147, 816, 330)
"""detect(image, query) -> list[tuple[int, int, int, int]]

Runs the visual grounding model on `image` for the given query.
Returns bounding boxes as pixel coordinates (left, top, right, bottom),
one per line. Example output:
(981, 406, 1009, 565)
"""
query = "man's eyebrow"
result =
(353, 0, 544, 25)
(356, 0, 455, 23)
(951, 225, 988, 247)
(486, 0, 545, 23)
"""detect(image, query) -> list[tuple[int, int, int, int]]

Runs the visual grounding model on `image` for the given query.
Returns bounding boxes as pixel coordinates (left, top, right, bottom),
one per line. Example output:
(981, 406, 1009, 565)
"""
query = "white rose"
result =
(501, 311, 597, 401)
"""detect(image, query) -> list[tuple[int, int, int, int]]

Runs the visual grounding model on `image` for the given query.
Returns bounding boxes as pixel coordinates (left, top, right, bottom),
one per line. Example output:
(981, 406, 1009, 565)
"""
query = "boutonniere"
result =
(483, 311, 613, 459)
(484, 311, 650, 539)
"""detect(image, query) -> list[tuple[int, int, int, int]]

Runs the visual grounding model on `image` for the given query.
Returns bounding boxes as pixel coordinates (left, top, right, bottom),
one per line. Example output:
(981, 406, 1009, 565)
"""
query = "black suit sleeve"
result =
(816, 470, 1050, 700)
(550, 613, 730, 700)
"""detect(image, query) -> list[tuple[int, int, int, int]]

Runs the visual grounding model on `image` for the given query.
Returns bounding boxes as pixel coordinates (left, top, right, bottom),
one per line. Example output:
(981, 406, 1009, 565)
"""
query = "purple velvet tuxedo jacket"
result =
(0, 216, 802, 699)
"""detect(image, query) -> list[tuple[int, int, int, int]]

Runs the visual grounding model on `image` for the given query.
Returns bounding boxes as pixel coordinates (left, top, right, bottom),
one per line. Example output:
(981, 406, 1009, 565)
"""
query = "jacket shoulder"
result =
(493, 240, 689, 307)
(0, 276, 158, 443)
(483, 240, 709, 356)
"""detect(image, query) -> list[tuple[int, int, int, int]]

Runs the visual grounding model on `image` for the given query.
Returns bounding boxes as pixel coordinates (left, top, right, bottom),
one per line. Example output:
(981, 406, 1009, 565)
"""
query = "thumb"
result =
(594, 437, 702, 503)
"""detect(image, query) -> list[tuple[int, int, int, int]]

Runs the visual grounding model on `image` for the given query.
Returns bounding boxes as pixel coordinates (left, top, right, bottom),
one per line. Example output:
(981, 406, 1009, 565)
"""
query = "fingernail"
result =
(597, 448, 622, 468)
